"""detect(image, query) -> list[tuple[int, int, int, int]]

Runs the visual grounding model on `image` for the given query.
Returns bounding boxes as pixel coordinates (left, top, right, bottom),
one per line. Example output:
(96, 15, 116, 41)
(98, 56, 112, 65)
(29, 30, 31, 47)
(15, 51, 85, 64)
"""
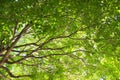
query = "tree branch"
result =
(13, 43, 39, 48)
(10, 22, 19, 42)
(1, 66, 31, 78)
(0, 22, 32, 67)
(6, 49, 90, 64)
(6, 29, 78, 64)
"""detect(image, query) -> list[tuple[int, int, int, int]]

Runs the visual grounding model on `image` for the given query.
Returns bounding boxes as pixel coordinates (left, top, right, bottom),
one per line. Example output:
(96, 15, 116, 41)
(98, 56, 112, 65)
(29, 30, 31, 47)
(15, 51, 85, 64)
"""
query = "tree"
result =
(0, 0, 120, 80)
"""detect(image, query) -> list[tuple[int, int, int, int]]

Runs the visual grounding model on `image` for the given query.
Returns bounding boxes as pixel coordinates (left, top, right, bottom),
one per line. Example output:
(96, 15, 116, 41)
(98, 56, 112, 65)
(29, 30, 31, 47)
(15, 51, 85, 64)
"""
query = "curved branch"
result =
(1, 66, 31, 78)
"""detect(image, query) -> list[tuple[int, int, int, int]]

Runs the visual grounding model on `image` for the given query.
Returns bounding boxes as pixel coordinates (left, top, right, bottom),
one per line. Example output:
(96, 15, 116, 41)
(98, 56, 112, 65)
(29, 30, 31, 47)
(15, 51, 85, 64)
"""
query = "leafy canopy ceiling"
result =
(0, 0, 120, 80)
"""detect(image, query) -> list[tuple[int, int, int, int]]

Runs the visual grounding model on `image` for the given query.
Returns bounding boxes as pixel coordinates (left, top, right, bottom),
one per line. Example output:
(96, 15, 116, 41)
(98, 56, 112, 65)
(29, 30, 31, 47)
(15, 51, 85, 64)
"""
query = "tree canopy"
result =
(0, 0, 120, 80)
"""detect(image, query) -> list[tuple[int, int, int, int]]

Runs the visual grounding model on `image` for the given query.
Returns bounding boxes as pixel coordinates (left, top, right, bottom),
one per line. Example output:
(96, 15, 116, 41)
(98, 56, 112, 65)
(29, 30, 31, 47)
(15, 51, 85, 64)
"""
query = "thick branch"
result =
(0, 22, 31, 67)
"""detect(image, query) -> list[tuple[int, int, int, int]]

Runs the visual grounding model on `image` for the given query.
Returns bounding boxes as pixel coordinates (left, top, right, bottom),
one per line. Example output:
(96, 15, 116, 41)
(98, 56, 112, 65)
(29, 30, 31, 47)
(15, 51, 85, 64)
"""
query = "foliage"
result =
(0, 0, 120, 80)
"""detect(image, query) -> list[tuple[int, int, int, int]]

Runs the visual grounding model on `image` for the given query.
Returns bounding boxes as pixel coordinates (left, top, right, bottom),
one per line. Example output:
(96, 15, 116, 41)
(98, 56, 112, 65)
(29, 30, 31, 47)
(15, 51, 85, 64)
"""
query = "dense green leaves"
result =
(0, 0, 120, 80)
